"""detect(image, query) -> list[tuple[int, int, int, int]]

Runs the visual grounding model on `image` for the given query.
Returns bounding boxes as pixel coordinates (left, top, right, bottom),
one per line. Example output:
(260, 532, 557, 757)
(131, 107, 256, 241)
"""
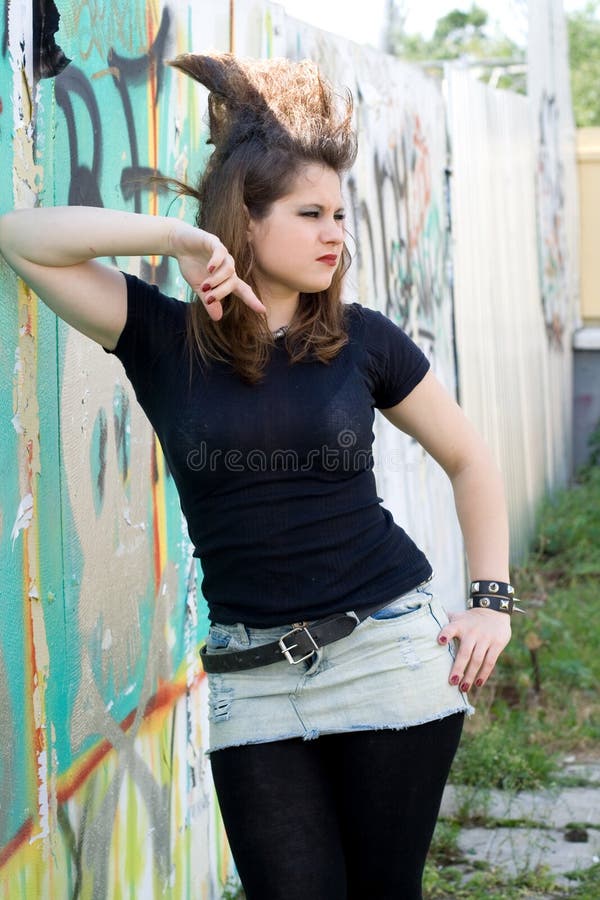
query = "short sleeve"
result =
(102, 272, 188, 403)
(357, 305, 430, 409)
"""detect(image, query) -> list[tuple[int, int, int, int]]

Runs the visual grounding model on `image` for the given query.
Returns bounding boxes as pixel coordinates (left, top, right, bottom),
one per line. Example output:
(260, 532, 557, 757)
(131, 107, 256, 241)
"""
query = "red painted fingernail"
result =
(206, 295, 216, 305)
(475, 678, 483, 687)
(450, 675, 460, 686)
(208, 265, 215, 274)
(201, 282, 211, 292)
(439, 635, 447, 644)
(461, 683, 470, 692)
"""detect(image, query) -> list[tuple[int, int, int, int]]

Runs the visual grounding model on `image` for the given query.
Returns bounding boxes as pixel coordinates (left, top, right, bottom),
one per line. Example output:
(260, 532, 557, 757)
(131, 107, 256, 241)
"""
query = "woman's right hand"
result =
(169, 221, 266, 322)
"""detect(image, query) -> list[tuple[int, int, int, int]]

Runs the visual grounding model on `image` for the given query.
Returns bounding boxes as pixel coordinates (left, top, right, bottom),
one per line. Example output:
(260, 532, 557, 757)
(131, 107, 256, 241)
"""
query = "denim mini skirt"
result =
(202, 581, 474, 755)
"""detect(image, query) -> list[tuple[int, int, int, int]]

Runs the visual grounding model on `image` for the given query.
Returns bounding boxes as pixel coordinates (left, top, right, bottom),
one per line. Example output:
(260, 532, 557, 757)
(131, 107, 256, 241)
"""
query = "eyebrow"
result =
(299, 203, 346, 212)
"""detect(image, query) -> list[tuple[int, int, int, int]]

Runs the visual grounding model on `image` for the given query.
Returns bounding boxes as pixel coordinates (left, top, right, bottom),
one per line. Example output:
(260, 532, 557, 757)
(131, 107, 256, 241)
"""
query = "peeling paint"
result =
(29, 749, 49, 843)
(10, 492, 33, 545)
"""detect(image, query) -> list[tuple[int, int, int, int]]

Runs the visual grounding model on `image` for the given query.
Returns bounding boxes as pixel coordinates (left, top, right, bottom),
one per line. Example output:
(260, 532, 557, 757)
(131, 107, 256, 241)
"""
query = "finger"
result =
(233, 278, 267, 312)
(198, 289, 224, 321)
(207, 251, 239, 288)
(460, 647, 490, 692)
(202, 274, 266, 315)
(472, 646, 503, 688)
(448, 639, 476, 688)
(204, 298, 223, 321)
(437, 622, 460, 645)
(206, 245, 229, 275)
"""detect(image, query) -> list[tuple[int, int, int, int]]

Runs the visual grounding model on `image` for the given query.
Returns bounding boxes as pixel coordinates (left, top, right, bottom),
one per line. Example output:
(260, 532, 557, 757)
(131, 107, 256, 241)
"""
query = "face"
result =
(247, 163, 346, 301)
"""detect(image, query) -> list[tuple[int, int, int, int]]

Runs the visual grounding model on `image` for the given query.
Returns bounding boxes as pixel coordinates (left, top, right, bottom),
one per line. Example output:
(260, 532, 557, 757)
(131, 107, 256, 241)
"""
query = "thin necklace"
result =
(272, 325, 289, 340)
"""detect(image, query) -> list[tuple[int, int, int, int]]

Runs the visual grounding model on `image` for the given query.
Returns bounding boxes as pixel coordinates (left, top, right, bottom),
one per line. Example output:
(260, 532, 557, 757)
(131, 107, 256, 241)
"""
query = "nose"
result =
(320, 217, 344, 244)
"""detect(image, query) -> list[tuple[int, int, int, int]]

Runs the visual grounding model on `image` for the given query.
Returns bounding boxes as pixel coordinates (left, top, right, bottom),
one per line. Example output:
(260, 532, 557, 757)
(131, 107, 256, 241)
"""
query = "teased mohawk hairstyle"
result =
(168, 53, 356, 171)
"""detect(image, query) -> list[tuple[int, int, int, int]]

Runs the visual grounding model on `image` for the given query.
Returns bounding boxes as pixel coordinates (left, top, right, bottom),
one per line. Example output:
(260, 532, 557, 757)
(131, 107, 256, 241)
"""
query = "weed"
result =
(220, 876, 245, 899)
(450, 716, 558, 791)
(425, 468, 600, 896)
(581, 418, 600, 471)
(445, 465, 600, 796)
(563, 861, 600, 898)
(423, 852, 559, 898)
(527, 466, 600, 580)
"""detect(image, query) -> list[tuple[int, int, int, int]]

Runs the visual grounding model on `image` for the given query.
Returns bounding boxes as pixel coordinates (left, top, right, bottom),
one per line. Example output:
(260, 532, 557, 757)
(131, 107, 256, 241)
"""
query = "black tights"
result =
(209, 712, 464, 900)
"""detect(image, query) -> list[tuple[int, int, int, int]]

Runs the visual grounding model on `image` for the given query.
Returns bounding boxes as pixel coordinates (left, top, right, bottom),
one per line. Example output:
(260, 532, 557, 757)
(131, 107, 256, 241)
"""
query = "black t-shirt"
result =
(103, 273, 432, 626)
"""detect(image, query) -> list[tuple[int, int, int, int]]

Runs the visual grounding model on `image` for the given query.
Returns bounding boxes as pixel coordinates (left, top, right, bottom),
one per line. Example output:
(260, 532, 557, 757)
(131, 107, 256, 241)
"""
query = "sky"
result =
(278, 0, 593, 50)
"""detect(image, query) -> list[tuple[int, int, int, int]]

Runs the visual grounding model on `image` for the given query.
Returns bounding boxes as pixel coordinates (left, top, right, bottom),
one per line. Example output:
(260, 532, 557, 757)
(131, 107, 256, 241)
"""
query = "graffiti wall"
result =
(0, 0, 577, 897)
(447, 70, 554, 557)
(448, 0, 578, 559)
(0, 1, 251, 896)
(528, 0, 579, 487)
(277, 12, 465, 608)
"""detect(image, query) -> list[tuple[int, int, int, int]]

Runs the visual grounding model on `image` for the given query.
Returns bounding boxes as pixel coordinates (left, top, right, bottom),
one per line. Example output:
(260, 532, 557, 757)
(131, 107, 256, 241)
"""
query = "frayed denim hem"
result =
(204, 704, 474, 755)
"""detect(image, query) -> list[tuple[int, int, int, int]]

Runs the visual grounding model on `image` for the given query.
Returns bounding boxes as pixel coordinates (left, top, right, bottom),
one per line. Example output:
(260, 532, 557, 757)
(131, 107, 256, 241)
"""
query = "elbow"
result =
(0, 211, 17, 260)
(446, 440, 500, 485)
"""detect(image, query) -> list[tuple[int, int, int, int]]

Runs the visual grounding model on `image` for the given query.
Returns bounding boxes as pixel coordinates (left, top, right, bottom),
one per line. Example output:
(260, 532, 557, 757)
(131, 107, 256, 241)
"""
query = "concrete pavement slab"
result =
(456, 825, 600, 879)
(441, 784, 600, 828)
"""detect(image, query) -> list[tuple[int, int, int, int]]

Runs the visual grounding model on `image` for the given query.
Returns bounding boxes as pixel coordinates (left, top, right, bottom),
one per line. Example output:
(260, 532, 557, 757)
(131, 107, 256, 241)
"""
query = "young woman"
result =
(0, 54, 513, 900)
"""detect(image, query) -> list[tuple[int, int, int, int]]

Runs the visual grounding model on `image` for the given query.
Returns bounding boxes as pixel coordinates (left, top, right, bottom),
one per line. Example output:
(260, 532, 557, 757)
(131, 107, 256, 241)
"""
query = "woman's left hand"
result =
(437, 609, 512, 692)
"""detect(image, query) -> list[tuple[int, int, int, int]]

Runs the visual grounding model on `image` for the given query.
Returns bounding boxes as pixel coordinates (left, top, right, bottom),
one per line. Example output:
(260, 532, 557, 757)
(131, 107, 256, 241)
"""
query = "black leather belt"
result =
(200, 597, 404, 673)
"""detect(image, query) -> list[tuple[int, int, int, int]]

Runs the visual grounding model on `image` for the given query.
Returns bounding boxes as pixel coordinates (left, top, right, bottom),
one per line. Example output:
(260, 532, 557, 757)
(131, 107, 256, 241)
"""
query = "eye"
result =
(300, 211, 320, 217)
(334, 213, 346, 221)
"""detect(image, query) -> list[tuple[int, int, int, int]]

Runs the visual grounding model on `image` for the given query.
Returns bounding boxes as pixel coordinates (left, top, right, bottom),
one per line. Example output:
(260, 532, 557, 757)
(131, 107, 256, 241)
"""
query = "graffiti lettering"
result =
(54, 7, 172, 283)
(64, 0, 151, 60)
(346, 110, 449, 353)
(536, 90, 567, 347)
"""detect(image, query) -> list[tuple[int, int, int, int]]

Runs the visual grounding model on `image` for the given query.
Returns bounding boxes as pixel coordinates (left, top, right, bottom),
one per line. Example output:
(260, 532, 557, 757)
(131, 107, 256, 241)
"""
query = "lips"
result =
(317, 254, 339, 266)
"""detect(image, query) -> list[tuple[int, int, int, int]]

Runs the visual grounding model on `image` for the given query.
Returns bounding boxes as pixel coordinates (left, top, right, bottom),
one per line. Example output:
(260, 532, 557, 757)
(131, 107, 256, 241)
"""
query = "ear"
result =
(244, 204, 255, 242)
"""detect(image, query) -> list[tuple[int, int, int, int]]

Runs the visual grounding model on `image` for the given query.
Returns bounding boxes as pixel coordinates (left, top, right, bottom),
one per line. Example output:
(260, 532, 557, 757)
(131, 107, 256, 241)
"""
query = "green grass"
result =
(423, 462, 600, 898)
(448, 464, 600, 793)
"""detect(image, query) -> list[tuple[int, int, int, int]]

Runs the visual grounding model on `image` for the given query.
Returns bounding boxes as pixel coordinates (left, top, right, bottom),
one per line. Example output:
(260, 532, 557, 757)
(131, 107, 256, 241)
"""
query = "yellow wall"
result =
(577, 128, 600, 325)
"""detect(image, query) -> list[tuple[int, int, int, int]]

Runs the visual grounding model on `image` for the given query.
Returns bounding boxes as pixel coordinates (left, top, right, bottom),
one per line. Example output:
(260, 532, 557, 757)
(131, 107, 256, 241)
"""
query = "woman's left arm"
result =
(380, 369, 512, 692)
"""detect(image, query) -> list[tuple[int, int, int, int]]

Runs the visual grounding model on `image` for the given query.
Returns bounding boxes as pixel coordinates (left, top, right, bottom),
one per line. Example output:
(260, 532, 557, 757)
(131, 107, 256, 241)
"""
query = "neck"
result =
(264, 298, 300, 333)
(254, 278, 299, 332)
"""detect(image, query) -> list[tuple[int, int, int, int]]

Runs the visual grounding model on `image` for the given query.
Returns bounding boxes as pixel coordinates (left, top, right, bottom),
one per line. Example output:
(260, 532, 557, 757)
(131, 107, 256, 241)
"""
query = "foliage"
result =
(385, 2, 526, 91)
(568, 1, 600, 126)
(450, 716, 557, 792)
(424, 856, 562, 899)
(582, 417, 600, 470)
(424, 851, 598, 899)
(447, 463, 600, 796)
(221, 877, 245, 900)
(529, 465, 600, 579)
(385, 0, 600, 123)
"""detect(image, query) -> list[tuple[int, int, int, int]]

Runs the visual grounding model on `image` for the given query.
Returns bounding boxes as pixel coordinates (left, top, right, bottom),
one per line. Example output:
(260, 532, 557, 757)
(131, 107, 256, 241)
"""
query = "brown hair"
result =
(165, 53, 357, 385)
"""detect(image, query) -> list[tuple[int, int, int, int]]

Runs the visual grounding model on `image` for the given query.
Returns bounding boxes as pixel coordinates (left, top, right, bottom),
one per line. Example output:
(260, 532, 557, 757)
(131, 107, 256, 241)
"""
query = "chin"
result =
(298, 276, 336, 294)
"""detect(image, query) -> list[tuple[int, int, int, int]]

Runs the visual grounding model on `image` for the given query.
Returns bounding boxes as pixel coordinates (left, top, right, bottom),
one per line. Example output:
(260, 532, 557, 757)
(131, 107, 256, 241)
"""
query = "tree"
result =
(567, 1, 600, 126)
(385, 0, 600, 122)
(384, 2, 526, 93)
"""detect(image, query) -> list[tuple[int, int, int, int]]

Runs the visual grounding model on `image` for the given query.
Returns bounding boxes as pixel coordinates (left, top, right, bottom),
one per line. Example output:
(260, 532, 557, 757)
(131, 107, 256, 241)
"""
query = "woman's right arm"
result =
(0, 207, 264, 349)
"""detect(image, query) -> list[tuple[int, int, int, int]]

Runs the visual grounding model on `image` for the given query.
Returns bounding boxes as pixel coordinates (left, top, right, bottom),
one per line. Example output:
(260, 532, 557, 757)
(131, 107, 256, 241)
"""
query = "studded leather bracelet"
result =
(468, 580, 525, 615)
(470, 580, 514, 597)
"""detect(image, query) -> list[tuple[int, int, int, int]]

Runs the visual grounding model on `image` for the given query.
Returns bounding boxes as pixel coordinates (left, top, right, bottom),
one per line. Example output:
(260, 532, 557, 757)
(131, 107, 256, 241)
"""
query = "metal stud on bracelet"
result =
(467, 595, 525, 614)
(470, 580, 515, 597)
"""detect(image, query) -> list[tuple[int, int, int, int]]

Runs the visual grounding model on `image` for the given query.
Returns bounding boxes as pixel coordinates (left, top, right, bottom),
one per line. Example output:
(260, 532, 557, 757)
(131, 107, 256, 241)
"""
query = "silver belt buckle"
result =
(278, 625, 319, 664)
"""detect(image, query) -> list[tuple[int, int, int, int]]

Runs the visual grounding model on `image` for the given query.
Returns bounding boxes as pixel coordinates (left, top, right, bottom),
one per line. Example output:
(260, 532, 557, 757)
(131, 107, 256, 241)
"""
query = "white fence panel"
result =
(280, 16, 466, 606)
